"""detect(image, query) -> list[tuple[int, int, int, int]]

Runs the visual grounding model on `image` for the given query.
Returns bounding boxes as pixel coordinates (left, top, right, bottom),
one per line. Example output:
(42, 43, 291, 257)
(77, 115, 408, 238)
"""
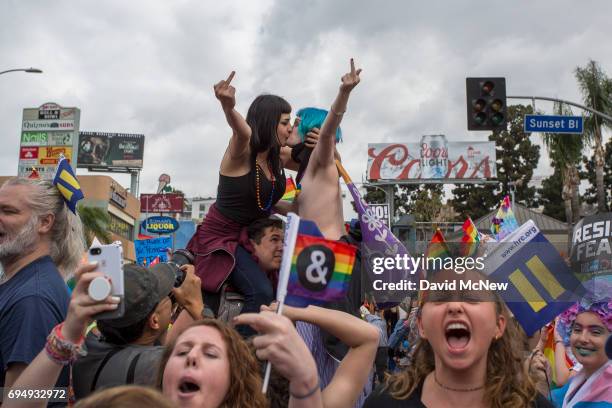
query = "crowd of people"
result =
(0, 58, 610, 407)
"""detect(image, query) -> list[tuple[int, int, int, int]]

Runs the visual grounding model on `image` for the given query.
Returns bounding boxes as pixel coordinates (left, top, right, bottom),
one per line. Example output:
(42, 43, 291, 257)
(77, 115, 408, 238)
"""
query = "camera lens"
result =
(90, 247, 102, 255)
(171, 249, 194, 268)
(174, 268, 186, 288)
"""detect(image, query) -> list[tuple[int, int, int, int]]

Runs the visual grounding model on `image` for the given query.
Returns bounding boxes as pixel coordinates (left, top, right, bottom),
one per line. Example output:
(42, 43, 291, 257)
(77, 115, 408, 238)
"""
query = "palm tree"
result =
(542, 103, 583, 234)
(77, 205, 111, 246)
(574, 60, 612, 212)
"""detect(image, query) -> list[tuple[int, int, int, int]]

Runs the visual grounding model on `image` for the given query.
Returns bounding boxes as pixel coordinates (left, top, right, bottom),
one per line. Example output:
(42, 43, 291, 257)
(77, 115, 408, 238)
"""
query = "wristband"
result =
(290, 379, 320, 400)
(330, 107, 345, 116)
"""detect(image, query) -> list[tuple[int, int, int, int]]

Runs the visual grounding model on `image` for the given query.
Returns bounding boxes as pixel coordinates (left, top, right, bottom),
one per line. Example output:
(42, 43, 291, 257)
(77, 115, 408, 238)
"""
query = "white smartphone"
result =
(88, 242, 125, 320)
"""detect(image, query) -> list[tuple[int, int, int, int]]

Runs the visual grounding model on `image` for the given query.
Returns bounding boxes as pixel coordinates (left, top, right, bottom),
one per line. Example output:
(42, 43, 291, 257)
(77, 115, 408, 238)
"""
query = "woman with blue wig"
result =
(186, 62, 358, 336)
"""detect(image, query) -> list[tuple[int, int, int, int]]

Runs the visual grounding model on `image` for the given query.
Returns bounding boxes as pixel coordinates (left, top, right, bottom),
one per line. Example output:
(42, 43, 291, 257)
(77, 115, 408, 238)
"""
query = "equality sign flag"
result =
(485, 220, 582, 336)
(570, 212, 612, 302)
(53, 156, 84, 214)
(336, 161, 418, 304)
(134, 236, 172, 266)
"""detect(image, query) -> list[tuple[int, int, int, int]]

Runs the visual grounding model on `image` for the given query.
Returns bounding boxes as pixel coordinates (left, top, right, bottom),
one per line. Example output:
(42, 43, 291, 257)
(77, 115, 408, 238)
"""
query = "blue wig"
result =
(296, 107, 342, 143)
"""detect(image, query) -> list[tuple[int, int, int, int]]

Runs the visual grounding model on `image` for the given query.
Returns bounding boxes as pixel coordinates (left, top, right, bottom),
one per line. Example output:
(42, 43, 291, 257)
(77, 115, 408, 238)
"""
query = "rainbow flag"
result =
(281, 176, 298, 202)
(427, 228, 451, 259)
(490, 195, 519, 241)
(423, 228, 452, 276)
(462, 217, 481, 243)
(542, 324, 573, 386)
(461, 217, 481, 257)
(285, 233, 357, 307)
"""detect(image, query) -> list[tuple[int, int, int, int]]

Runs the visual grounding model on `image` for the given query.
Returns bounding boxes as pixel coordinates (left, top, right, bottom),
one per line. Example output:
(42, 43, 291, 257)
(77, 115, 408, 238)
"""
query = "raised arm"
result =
(311, 59, 361, 168)
(214, 71, 252, 159)
(270, 304, 378, 408)
(233, 312, 323, 408)
(4, 263, 120, 408)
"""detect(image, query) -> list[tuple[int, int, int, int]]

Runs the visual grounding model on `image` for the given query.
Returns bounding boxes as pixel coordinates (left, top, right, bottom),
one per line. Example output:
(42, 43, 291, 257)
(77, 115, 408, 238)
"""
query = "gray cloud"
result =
(1, 0, 611, 201)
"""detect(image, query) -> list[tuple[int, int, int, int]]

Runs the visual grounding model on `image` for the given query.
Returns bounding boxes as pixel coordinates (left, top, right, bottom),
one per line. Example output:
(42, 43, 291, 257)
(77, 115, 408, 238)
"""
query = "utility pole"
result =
(508, 95, 612, 122)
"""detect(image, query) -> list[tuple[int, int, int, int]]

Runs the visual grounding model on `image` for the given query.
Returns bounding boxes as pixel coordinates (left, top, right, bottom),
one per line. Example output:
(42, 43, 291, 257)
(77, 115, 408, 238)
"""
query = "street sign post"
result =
(524, 114, 583, 134)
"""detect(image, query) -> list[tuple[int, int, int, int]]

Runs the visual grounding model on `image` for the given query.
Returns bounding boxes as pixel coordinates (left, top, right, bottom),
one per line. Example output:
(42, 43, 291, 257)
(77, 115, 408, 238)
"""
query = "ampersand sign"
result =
(296, 244, 335, 292)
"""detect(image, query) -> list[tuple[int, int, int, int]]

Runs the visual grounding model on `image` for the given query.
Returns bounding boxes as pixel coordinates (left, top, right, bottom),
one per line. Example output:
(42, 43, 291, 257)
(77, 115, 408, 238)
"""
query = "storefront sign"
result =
(142, 216, 180, 234)
(140, 193, 184, 213)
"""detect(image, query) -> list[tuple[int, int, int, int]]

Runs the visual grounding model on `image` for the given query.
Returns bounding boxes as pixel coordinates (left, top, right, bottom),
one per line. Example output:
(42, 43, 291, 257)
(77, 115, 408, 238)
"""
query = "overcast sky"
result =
(2, 0, 611, 203)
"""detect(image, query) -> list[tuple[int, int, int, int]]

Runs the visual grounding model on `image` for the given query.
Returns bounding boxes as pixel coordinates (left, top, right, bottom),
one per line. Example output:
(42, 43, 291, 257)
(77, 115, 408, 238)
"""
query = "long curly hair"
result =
(384, 301, 539, 407)
(157, 319, 268, 408)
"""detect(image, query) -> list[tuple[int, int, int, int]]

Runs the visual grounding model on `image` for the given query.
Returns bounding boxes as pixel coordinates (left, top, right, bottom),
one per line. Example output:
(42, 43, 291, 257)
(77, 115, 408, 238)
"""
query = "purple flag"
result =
(337, 161, 418, 304)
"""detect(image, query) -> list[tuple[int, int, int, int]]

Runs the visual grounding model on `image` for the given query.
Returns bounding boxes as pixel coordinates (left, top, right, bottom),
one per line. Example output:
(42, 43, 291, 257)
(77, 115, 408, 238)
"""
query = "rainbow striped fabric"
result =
(427, 228, 451, 260)
(461, 217, 481, 243)
(542, 324, 573, 386)
(286, 233, 357, 307)
(490, 195, 519, 241)
(281, 176, 298, 202)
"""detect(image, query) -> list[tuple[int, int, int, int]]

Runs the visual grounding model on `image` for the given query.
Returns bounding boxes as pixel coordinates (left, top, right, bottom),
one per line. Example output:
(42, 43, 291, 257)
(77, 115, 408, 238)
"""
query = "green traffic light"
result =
(491, 113, 504, 125)
(475, 112, 487, 125)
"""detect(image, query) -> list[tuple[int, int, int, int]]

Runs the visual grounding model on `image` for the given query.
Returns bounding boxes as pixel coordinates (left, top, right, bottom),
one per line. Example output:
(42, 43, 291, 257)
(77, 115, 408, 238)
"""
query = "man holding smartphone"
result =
(72, 262, 203, 399)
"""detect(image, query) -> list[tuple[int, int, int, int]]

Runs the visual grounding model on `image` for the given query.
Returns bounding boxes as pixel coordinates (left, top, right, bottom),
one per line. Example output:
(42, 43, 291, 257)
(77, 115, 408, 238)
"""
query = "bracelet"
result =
(44, 323, 84, 366)
(330, 107, 345, 116)
(290, 379, 320, 400)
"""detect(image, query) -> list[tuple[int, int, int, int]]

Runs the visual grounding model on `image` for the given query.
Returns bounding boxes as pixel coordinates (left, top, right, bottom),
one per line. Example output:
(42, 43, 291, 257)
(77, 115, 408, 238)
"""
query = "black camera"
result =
(167, 249, 195, 287)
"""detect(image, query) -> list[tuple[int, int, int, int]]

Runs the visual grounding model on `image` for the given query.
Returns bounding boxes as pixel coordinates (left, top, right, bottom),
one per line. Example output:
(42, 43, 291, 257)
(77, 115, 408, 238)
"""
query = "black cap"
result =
(606, 335, 612, 360)
(99, 263, 174, 328)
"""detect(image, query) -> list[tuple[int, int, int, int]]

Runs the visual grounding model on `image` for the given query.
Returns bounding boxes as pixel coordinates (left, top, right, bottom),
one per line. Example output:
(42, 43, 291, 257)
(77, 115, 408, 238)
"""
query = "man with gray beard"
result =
(0, 178, 84, 402)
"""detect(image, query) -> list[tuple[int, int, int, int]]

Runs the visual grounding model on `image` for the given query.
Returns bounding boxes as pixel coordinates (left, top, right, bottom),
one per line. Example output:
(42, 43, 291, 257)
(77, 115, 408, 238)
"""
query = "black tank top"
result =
(216, 162, 286, 225)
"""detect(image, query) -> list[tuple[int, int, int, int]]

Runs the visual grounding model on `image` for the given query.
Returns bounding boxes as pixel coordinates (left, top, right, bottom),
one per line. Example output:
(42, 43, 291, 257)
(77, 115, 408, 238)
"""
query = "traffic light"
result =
(466, 77, 507, 131)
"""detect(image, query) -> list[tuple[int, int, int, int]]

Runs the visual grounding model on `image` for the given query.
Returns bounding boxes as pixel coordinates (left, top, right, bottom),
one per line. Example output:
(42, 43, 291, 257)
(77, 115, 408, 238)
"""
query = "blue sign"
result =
(134, 236, 172, 266)
(142, 216, 179, 234)
(485, 220, 582, 336)
(524, 114, 583, 134)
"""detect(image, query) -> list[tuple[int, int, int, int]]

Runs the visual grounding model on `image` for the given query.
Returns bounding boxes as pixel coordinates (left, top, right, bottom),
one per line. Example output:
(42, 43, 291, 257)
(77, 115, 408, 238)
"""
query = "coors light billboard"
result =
(367, 136, 497, 181)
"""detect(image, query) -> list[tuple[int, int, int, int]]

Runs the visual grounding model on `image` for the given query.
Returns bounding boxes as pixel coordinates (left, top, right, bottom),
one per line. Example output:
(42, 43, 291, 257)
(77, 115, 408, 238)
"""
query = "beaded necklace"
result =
(255, 158, 276, 211)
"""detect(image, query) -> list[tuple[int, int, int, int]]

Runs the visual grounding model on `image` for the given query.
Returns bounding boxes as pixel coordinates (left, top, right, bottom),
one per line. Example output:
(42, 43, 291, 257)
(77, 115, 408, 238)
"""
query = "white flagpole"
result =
(262, 212, 300, 393)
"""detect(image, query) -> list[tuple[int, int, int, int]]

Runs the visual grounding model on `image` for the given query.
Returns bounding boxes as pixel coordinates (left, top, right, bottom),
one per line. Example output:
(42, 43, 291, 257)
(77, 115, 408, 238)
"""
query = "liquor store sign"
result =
(18, 102, 80, 180)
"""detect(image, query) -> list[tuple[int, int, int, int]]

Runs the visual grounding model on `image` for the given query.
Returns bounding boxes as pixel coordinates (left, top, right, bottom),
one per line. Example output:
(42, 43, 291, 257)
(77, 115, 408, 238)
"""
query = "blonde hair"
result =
(74, 385, 173, 408)
(385, 301, 539, 407)
(2, 178, 84, 276)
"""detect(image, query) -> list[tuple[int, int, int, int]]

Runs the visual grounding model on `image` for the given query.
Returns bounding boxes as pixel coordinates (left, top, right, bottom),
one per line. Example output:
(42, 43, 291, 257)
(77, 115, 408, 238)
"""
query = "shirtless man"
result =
(294, 59, 361, 240)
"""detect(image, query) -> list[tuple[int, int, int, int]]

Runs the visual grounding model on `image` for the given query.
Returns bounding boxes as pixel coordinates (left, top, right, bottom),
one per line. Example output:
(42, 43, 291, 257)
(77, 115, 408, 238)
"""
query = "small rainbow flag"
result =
(542, 324, 573, 386)
(461, 217, 481, 243)
(281, 176, 298, 202)
(490, 195, 519, 241)
(285, 233, 357, 307)
(427, 228, 451, 259)
(461, 217, 481, 257)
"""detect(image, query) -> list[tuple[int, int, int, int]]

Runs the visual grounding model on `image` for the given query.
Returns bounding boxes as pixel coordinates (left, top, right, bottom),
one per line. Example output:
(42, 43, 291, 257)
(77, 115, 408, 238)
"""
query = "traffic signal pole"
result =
(507, 95, 612, 122)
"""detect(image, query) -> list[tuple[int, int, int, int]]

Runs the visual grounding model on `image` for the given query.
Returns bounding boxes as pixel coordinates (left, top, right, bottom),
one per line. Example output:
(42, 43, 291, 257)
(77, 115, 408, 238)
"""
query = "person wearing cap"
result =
(72, 262, 203, 399)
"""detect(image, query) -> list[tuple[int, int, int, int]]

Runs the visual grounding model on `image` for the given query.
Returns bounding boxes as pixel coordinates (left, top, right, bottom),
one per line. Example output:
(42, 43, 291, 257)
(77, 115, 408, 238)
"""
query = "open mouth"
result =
(445, 322, 471, 350)
(178, 380, 201, 394)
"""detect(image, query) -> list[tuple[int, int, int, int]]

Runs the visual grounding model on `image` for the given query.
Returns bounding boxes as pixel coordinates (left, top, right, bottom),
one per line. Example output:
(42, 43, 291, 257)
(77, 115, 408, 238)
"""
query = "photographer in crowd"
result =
(72, 261, 203, 398)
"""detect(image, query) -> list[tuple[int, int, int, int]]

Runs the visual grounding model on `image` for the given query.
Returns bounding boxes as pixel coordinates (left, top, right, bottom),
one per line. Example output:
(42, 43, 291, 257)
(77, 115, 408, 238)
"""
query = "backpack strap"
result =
(125, 353, 142, 384)
(90, 348, 123, 392)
